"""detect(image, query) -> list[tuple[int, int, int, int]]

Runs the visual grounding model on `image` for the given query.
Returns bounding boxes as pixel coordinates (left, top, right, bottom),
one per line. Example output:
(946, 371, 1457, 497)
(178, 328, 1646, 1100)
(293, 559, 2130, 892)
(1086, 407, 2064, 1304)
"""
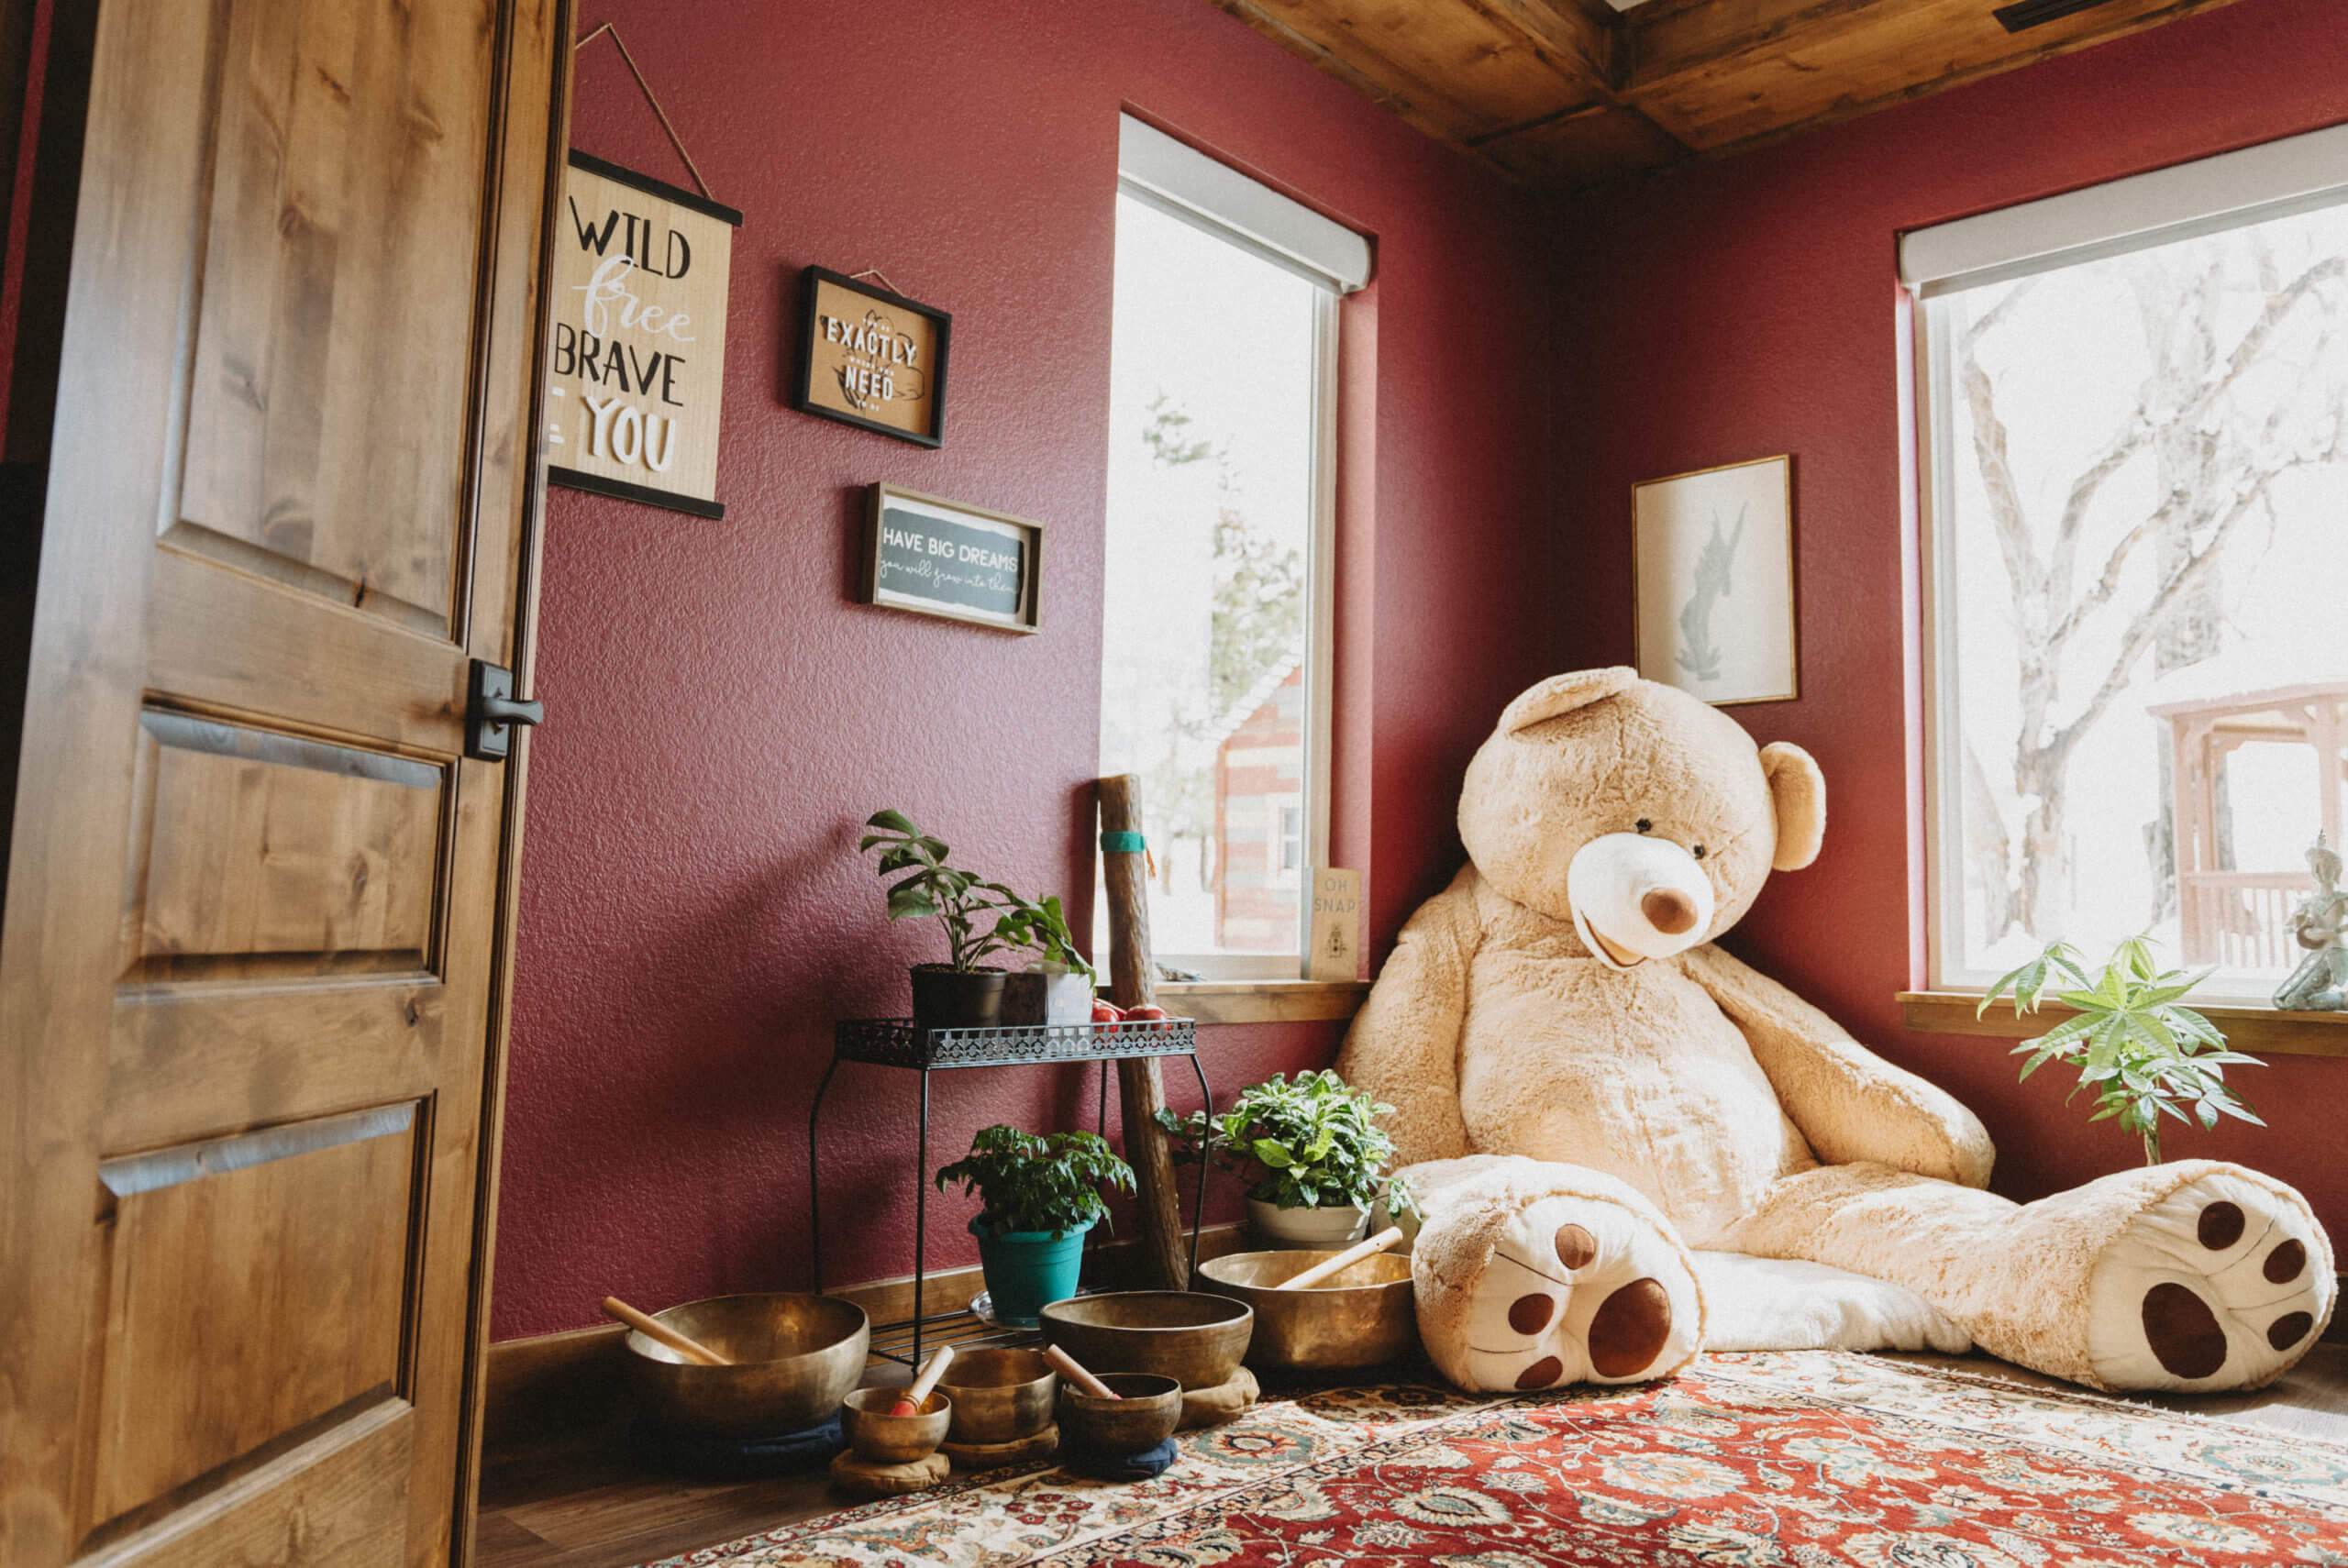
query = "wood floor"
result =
(475, 1342, 2348, 1568)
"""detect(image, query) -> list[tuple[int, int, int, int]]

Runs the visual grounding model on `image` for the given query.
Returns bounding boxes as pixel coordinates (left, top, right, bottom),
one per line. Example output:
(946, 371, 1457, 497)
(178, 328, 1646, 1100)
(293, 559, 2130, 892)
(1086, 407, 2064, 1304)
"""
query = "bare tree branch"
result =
(1960, 351, 2042, 611)
(2043, 432, 2343, 776)
(2045, 255, 2346, 651)
(1960, 278, 2038, 355)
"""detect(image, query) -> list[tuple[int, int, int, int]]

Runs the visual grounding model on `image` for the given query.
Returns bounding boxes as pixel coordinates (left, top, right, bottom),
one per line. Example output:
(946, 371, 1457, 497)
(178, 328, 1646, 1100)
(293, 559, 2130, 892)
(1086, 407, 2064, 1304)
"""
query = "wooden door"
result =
(0, 0, 569, 1563)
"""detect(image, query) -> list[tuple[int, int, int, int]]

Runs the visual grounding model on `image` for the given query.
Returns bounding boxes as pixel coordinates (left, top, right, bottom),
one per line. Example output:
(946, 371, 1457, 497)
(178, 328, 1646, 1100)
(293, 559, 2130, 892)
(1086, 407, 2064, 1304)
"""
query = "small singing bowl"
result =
(1058, 1373, 1182, 1458)
(1198, 1249, 1419, 1371)
(622, 1292, 869, 1437)
(936, 1346, 1058, 1444)
(840, 1386, 954, 1463)
(1039, 1291, 1253, 1390)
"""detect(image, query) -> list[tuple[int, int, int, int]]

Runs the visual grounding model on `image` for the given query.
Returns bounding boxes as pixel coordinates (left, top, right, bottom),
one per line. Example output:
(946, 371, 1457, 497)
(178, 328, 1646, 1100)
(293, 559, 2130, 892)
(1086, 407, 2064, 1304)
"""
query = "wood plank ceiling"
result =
(1213, 0, 2254, 188)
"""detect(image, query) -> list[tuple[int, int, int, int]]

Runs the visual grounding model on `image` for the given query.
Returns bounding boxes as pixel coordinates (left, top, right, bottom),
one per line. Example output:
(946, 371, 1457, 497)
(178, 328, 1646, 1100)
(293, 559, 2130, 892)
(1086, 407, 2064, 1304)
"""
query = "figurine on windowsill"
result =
(2274, 833, 2348, 1012)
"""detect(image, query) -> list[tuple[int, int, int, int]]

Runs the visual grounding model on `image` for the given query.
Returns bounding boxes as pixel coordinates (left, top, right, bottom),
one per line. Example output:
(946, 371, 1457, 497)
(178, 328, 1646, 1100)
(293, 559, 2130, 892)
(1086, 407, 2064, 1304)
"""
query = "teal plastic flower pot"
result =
(972, 1215, 1093, 1327)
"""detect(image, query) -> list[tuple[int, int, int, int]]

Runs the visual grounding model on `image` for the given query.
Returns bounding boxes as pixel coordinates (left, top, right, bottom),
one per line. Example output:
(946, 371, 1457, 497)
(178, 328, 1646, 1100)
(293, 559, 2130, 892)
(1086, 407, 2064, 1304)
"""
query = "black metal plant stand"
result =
(808, 1017, 1212, 1368)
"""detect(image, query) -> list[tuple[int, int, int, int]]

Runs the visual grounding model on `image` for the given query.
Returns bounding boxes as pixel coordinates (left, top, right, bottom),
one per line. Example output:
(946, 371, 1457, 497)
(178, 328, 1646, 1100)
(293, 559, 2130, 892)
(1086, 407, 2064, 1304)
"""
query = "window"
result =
(1097, 118, 1367, 977)
(1909, 124, 2348, 999)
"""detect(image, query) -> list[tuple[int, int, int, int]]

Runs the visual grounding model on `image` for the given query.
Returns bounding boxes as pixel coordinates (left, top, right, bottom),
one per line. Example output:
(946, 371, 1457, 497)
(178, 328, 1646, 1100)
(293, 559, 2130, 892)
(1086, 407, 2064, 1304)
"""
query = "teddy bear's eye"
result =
(1635, 819, 1653, 834)
(1691, 845, 1707, 859)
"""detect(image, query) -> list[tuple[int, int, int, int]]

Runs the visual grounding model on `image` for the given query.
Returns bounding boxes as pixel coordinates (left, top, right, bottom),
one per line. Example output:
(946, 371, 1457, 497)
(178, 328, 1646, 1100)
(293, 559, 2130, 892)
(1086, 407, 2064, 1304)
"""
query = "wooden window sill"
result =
(1157, 978, 1369, 1025)
(1899, 990, 2348, 1058)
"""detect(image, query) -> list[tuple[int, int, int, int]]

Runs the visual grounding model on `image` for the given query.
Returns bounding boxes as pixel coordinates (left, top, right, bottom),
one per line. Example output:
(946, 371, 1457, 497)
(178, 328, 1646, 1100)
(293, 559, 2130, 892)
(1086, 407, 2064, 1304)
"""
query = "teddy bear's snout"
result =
(1641, 888, 1699, 934)
(1566, 833, 1717, 969)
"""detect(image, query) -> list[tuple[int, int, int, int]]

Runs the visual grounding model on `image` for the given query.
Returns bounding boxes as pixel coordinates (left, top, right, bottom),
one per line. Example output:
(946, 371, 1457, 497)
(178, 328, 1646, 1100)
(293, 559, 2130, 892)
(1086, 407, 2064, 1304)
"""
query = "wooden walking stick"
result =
(1096, 774, 1190, 1292)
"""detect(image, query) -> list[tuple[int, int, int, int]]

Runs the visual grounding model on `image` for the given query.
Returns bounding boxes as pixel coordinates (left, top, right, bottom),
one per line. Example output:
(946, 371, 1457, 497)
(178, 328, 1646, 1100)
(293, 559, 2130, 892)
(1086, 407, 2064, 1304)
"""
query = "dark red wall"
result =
(1551, 0, 2348, 1235)
(492, 0, 1557, 1339)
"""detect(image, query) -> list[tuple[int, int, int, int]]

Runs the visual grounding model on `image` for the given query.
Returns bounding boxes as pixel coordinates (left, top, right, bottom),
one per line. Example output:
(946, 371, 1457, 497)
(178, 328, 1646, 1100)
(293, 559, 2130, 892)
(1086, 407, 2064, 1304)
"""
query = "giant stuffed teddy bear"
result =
(1336, 668, 2335, 1396)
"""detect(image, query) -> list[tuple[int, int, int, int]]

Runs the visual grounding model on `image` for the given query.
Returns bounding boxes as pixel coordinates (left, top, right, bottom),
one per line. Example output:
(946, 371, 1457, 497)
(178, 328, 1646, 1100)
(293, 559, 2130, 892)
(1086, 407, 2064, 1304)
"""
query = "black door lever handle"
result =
(479, 690, 543, 728)
(467, 659, 543, 761)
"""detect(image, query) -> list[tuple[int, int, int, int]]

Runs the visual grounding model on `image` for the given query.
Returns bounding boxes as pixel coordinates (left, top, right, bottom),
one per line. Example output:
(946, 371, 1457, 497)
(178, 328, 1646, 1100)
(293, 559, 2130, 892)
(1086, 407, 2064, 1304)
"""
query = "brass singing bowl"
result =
(621, 1292, 869, 1437)
(1198, 1249, 1419, 1371)
(1058, 1373, 1182, 1457)
(936, 1346, 1058, 1444)
(840, 1386, 953, 1463)
(1038, 1291, 1253, 1390)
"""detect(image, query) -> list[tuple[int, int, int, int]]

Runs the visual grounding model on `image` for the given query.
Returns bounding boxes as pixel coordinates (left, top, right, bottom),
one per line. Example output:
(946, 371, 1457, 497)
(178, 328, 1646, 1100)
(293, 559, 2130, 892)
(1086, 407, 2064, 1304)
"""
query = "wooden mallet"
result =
(891, 1342, 956, 1417)
(602, 1296, 729, 1366)
(1042, 1342, 1119, 1399)
(1278, 1227, 1406, 1291)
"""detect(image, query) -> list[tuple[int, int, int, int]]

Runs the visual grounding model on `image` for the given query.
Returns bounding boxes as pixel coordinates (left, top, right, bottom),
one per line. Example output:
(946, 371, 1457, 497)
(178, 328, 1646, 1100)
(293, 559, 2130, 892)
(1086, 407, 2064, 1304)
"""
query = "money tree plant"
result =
(1979, 934, 2264, 1166)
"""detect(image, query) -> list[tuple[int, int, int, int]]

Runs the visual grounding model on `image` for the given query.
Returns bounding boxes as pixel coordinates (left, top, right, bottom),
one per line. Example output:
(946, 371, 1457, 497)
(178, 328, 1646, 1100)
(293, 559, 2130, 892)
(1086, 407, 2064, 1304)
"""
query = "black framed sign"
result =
(859, 484, 1040, 633)
(792, 268, 951, 447)
(547, 151, 743, 519)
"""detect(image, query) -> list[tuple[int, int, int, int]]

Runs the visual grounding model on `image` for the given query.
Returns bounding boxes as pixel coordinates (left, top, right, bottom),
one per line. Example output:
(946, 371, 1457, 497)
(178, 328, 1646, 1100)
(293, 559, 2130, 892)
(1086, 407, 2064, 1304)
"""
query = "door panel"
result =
(122, 712, 446, 978)
(179, 0, 497, 637)
(91, 1107, 420, 1522)
(82, 1404, 414, 1568)
(0, 0, 567, 1562)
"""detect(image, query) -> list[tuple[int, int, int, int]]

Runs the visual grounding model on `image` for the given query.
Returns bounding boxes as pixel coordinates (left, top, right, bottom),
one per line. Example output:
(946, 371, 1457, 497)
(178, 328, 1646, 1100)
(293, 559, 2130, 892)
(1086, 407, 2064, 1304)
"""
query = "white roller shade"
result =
(1900, 120, 2348, 298)
(1118, 114, 1372, 293)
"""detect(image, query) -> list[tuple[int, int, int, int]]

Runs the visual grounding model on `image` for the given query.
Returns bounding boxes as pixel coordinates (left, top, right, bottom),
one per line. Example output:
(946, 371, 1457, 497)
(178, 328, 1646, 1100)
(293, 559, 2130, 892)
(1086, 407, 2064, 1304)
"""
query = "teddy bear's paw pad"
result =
(1458, 1192, 1700, 1392)
(2085, 1170, 2333, 1391)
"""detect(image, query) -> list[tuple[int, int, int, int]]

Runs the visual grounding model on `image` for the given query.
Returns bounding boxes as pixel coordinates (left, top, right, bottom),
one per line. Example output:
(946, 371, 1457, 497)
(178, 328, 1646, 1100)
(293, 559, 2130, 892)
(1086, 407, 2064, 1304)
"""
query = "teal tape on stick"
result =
(1100, 831, 1146, 854)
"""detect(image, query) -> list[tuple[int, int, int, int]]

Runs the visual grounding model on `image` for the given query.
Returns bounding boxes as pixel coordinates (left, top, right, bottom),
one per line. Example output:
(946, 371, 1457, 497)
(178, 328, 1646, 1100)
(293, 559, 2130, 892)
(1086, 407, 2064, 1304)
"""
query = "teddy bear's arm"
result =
(1334, 867, 1483, 1168)
(1681, 945, 1994, 1188)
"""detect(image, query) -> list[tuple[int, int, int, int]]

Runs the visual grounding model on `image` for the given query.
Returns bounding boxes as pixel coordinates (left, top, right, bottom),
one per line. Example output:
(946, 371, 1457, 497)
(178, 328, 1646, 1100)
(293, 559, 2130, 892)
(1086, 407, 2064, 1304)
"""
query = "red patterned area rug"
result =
(643, 1351, 2348, 1567)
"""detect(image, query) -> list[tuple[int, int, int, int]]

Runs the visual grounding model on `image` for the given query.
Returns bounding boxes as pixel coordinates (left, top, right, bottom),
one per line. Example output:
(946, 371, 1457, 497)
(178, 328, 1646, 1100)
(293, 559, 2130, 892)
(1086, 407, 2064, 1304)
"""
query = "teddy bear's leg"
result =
(1722, 1159, 2334, 1392)
(1403, 1155, 1705, 1392)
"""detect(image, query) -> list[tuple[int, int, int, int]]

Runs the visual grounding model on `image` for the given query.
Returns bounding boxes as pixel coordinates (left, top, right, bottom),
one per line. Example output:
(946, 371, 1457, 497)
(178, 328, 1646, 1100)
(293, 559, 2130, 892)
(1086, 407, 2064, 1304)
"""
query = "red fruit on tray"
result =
(1091, 999, 1126, 1024)
(1124, 1004, 1169, 1031)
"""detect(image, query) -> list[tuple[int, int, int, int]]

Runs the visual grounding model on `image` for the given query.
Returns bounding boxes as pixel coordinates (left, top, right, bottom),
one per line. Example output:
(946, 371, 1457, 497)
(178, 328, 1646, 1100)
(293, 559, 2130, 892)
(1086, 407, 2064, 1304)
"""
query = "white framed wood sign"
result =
(860, 484, 1041, 633)
(1633, 455, 1799, 706)
(547, 151, 741, 518)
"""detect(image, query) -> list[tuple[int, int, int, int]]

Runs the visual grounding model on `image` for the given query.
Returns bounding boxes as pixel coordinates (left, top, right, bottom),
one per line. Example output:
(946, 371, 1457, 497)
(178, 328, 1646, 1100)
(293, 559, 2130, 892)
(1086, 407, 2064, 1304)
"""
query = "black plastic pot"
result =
(911, 965, 1007, 1030)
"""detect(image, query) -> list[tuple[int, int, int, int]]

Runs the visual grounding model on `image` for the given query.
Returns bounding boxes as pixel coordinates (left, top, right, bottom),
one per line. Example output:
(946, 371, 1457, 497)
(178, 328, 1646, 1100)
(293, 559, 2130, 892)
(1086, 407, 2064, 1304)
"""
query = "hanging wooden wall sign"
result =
(546, 151, 742, 519)
(792, 268, 952, 447)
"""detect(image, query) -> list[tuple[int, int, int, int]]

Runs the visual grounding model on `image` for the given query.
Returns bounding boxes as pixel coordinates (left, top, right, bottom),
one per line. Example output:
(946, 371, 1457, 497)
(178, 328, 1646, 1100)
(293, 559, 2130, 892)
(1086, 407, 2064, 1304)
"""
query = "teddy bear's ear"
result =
(1499, 667, 1640, 734)
(1762, 742, 1826, 870)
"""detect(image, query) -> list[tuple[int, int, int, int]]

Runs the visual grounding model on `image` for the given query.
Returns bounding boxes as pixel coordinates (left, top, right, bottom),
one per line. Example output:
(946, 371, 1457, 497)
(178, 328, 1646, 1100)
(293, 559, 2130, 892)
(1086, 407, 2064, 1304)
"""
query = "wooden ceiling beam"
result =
(1209, 0, 1617, 148)
(1476, 0, 1618, 91)
(1202, 0, 2256, 190)
(1622, 0, 2256, 153)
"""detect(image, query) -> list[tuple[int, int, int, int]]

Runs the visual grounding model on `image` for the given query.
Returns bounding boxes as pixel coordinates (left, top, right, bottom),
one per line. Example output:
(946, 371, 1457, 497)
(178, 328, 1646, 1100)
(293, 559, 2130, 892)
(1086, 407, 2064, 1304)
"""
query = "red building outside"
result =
(1213, 661, 1305, 949)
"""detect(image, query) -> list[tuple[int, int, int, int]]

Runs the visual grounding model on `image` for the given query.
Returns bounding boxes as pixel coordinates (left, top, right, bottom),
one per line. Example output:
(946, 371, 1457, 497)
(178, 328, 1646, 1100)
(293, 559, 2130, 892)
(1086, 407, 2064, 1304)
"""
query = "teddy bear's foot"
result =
(1449, 1187, 1702, 1390)
(2084, 1167, 2332, 1391)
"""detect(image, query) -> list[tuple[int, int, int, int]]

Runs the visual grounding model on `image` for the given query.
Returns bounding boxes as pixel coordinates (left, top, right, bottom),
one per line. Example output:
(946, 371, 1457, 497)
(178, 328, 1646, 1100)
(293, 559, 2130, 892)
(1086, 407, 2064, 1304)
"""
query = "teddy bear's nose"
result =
(1641, 888, 1699, 935)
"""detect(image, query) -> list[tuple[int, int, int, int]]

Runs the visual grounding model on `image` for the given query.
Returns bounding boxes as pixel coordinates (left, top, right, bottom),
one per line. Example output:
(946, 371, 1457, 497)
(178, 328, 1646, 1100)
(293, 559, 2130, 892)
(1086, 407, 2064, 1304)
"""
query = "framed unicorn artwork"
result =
(1632, 455, 1797, 706)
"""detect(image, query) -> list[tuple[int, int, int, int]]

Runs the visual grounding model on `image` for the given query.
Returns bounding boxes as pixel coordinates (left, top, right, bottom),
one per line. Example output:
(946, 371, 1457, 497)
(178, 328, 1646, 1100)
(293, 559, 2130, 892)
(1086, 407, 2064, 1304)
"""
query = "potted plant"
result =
(859, 810, 1094, 1029)
(1157, 1069, 1407, 1248)
(1980, 934, 2265, 1165)
(992, 895, 1097, 1027)
(936, 1125, 1135, 1325)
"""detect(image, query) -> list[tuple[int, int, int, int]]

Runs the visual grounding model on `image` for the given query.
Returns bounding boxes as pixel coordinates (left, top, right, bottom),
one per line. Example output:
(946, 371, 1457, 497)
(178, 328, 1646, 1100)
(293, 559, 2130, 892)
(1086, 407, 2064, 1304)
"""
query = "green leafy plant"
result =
(936, 1125, 1135, 1238)
(1156, 1069, 1401, 1210)
(858, 810, 1092, 977)
(1980, 934, 2264, 1166)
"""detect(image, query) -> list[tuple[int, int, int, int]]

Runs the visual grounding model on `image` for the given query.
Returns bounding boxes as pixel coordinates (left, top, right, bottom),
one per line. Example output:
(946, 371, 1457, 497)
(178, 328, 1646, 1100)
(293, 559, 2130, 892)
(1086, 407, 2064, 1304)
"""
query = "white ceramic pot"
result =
(1248, 1198, 1369, 1249)
(1042, 969, 1094, 1025)
(1000, 966, 1096, 1027)
(1370, 1189, 1421, 1253)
